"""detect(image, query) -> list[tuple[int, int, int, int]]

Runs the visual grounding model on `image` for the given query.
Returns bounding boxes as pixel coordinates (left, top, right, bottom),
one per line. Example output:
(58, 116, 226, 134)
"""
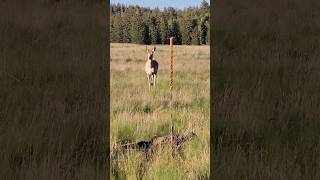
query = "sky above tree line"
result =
(110, 0, 210, 10)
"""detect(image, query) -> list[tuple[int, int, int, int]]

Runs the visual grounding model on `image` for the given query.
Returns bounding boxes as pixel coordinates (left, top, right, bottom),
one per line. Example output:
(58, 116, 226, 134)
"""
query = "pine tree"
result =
(110, 3, 209, 45)
(200, 0, 210, 13)
(110, 15, 115, 42)
(143, 23, 151, 44)
(122, 13, 131, 43)
(172, 20, 182, 44)
(160, 15, 169, 44)
(200, 13, 209, 44)
(150, 15, 161, 44)
(180, 12, 193, 45)
(130, 9, 144, 44)
(112, 13, 123, 42)
(189, 18, 200, 45)
(191, 27, 200, 45)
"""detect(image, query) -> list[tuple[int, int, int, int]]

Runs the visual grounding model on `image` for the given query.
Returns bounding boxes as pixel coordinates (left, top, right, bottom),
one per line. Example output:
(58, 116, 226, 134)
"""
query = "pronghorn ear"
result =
(153, 47, 156, 52)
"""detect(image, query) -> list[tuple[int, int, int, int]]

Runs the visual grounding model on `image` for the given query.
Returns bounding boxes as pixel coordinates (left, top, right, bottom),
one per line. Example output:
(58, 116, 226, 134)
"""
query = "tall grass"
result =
(0, 1, 107, 179)
(110, 43, 210, 179)
(213, 0, 320, 179)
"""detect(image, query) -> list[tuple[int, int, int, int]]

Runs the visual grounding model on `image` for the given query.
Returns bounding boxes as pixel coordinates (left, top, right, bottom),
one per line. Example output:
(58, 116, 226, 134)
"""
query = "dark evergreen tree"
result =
(112, 13, 123, 42)
(180, 12, 193, 45)
(143, 23, 151, 44)
(191, 27, 200, 45)
(122, 13, 131, 43)
(110, 3, 210, 45)
(200, 13, 209, 44)
(160, 15, 169, 44)
(189, 18, 201, 45)
(130, 9, 145, 44)
(150, 16, 161, 44)
(169, 19, 182, 44)
(110, 15, 115, 42)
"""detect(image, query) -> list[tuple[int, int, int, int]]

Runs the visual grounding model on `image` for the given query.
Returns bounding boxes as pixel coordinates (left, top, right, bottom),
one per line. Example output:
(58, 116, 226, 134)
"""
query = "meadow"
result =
(110, 43, 210, 179)
(0, 1, 107, 179)
(212, 0, 320, 179)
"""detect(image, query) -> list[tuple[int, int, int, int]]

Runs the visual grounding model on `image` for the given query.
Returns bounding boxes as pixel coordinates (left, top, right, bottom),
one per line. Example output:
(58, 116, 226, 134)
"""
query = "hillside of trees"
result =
(110, 1, 210, 45)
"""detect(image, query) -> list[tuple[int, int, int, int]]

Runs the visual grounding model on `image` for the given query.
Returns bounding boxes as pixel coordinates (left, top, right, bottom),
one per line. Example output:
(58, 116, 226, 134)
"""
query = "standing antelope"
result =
(145, 46, 158, 90)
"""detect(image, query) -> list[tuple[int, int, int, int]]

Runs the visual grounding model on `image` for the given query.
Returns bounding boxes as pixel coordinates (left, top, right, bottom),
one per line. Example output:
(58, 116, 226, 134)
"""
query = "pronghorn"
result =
(145, 46, 158, 90)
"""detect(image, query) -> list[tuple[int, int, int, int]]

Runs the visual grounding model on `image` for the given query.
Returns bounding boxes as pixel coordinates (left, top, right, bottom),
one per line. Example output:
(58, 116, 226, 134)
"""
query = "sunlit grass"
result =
(110, 43, 210, 179)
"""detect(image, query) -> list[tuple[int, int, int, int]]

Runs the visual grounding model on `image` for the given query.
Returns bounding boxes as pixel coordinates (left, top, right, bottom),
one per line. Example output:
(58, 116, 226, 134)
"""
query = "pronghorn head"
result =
(146, 46, 156, 60)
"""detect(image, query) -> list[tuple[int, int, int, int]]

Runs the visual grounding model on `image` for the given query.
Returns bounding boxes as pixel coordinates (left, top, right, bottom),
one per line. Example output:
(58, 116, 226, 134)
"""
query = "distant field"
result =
(110, 43, 210, 179)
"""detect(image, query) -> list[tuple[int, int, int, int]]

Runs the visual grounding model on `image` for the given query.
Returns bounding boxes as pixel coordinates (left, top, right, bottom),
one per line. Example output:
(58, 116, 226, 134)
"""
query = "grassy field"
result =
(213, 0, 320, 179)
(110, 43, 210, 179)
(0, 1, 107, 179)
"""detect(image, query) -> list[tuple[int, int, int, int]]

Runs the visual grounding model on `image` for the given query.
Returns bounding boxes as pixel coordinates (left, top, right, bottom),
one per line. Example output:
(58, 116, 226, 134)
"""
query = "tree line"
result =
(110, 1, 210, 45)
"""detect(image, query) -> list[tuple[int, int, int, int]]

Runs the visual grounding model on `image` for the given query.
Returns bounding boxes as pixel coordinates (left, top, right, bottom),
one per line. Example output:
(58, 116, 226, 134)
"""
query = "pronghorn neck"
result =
(147, 52, 153, 61)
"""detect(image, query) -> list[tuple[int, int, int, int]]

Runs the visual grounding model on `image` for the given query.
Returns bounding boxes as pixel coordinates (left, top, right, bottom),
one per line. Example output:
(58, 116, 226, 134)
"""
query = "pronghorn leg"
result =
(150, 75, 154, 87)
(147, 75, 151, 90)
(153, 74, 156, 89)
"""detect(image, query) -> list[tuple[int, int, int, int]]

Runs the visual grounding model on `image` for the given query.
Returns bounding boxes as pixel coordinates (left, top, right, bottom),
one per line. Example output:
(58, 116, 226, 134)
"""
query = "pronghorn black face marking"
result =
(146, 46, 156, 60)
(145, 46, 158, 90)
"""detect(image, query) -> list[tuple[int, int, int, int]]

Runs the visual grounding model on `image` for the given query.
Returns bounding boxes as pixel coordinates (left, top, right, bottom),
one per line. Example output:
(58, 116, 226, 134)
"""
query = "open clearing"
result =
(110, 43, 210, 179)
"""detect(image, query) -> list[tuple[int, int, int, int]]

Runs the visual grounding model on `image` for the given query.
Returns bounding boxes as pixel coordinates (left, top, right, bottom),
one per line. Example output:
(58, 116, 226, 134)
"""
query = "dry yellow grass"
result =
(110, 43, 210, 179)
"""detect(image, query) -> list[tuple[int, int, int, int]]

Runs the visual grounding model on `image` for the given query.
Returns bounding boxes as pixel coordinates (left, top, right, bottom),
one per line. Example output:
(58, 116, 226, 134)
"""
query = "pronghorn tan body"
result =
(145, 46, 158, 90)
